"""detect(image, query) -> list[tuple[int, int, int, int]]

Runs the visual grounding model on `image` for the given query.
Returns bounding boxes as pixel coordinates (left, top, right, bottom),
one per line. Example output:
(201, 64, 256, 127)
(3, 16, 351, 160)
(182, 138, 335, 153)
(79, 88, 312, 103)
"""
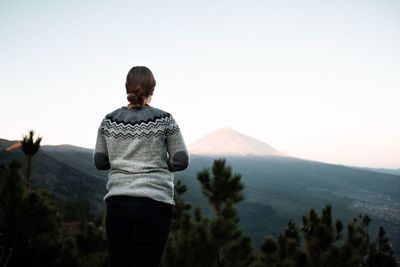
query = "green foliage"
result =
(21, 130, 42, 193)
(258, 206, 397, 267)
(162, 180, 213, 267)
(162, 159, 256, 267)
(0, 160, 75, 266)
(57, 200, 92, 222)
(164, 159, 397, 267)
(0, 159, 108, 267)
(75, 220, 107, 267)
(259, 219, 307, 267)
(367, 227, 397, 267)
(197, 159, 244, 213)
(21, 130, 42, 157)
(0, 160, 26, 244)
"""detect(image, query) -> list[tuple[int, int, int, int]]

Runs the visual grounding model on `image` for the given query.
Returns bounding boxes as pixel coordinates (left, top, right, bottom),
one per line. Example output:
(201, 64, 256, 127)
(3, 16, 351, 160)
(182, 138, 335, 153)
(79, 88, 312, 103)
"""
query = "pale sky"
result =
(1, 0, 399, 168)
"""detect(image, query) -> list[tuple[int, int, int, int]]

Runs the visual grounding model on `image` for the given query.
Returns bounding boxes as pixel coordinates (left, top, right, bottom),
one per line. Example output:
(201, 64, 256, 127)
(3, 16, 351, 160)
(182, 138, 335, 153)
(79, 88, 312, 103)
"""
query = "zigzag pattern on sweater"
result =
(100, 113, 180, 139)
(104, 112, 172, 127)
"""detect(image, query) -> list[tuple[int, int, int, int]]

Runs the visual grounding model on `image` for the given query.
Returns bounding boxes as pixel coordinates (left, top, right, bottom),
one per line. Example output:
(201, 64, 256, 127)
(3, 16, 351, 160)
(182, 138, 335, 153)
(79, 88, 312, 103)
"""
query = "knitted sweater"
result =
(94, 105, 189, 205)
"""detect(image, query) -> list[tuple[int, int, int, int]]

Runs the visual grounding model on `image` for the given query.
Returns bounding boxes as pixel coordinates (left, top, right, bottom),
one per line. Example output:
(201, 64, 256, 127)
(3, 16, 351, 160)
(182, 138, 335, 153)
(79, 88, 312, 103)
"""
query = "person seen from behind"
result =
(94, 66, 189, 267)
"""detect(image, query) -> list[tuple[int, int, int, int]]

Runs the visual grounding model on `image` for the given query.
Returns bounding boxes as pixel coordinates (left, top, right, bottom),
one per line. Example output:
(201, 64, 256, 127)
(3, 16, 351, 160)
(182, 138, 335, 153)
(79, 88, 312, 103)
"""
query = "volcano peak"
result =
(189, 128, 286, 157)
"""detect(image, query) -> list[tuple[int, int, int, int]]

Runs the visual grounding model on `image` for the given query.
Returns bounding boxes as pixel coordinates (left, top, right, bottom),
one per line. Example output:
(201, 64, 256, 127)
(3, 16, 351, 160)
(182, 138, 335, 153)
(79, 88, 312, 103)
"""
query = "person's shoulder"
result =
(103, 106, 127, 118)
(148, 107, 180, 132)
(147, 106, 173, 118)
(101, 106, 174, 124)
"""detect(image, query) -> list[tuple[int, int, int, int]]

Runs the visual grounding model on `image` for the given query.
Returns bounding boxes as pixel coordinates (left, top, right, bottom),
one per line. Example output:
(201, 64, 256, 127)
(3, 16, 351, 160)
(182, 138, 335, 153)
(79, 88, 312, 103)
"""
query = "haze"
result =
(0, 0, 399, 168)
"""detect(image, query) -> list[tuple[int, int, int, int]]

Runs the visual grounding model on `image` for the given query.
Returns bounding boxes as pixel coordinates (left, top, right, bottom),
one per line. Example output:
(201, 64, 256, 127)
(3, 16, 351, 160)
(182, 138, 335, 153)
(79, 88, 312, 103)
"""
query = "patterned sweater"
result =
(94, 105, 189, 205)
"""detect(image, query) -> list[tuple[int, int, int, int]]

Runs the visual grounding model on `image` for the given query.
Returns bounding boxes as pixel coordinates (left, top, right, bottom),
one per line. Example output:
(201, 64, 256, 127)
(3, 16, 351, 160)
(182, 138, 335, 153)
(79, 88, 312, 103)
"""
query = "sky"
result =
(0, 0, 399, 168)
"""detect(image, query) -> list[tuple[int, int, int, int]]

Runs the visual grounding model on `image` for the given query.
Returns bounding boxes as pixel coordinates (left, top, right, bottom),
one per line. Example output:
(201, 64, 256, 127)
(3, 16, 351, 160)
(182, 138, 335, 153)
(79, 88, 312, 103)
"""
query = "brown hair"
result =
(125, 66, 156, 109)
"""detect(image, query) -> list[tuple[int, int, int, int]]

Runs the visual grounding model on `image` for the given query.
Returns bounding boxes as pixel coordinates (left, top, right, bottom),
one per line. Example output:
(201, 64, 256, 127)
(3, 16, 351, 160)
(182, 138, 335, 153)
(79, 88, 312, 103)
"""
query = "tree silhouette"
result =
(21, 130, 42, 193)
(197, 159, 255, 267)
(162, 160, 256, 267)
(0, 160, 75, 267)
(75, 220, 107, 267)
(0, 160, 25, 267)
(197, 159, 244, 214)
(162, 180, 207, 267)
(258, 205, 397, 267)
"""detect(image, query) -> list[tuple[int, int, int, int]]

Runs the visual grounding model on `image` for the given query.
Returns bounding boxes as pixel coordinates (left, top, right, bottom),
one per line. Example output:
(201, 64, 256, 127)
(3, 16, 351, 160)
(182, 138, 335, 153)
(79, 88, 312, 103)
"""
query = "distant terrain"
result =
(178, 156, 400, 247)
(1, 132, 399, 256)
(361, 167, 400, 176)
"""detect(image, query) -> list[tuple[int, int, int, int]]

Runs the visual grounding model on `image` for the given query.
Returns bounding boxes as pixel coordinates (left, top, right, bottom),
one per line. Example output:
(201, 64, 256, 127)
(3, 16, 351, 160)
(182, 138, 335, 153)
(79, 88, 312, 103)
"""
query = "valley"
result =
(1, 129, 399, 256)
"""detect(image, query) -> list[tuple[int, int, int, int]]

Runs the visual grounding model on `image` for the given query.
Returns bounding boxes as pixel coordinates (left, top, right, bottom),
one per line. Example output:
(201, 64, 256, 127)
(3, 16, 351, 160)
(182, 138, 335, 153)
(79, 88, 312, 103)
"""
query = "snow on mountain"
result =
(188, 127, 287, 157)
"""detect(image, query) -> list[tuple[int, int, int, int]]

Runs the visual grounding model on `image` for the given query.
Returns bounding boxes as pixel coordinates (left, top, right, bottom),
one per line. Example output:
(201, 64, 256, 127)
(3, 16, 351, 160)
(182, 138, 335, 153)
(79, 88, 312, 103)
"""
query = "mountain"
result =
(189, 127, 286, 157)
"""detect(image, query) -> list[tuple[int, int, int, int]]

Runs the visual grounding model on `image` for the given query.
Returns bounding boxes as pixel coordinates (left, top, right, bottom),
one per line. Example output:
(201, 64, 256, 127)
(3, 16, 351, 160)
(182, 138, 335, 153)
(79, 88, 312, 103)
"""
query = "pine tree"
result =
(162, 180, 214, 267)
(0, 160, 25, 267)
(0, 160, 76, 266)
(367, 227, 396, 267)
(197, 159, 256, 267)
(258, 220, 307, 267)
(258, 205, 397, 267)
(21, 130, 42, 193)
(75, 220, 107, 267)
(162, 160, 256, 267)
(197, 159, 244, 214)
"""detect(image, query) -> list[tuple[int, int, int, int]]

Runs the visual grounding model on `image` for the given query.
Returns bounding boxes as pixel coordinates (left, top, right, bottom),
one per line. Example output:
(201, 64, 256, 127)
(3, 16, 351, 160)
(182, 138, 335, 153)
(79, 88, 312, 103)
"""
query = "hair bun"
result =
(127, 93, 145, 109)
(127, 94, 139, 103)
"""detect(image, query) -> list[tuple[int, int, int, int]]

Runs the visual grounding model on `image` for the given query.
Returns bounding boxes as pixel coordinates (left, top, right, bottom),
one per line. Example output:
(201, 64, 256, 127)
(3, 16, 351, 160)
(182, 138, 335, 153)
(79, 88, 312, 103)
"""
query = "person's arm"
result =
(94, 122, 111, 170)
(166, 117, 189, 172)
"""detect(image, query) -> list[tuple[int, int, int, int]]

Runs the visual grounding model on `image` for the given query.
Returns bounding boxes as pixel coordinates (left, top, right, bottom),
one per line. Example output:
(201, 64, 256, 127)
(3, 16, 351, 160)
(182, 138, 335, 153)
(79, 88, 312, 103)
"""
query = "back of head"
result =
(125, 66, 156, 109)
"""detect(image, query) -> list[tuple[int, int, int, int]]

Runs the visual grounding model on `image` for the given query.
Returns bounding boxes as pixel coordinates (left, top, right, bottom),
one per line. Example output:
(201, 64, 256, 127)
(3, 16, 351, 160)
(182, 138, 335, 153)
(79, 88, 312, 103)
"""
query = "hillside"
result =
(177, 155, 400, 247)
(41, 144, 107, 180)
(1, 136, 399, 254)
(0, 139, 107, 213)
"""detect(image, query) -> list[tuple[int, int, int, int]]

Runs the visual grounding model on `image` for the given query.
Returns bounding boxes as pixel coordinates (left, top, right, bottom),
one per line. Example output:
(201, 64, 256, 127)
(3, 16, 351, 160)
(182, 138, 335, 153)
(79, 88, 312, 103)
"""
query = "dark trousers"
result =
(106, 196, 173, 267)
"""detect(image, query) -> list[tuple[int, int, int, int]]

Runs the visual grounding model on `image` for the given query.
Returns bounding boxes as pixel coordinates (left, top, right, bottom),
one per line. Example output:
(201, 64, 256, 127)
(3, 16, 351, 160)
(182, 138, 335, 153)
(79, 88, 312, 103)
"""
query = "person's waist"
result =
(105, 195, 173, 207)
(109, 166, 169, 175)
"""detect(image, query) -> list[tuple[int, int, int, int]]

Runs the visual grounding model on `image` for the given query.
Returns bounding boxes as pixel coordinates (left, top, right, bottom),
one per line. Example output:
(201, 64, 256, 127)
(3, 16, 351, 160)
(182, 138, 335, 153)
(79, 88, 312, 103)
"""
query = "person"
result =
(94, 66, 189, 267)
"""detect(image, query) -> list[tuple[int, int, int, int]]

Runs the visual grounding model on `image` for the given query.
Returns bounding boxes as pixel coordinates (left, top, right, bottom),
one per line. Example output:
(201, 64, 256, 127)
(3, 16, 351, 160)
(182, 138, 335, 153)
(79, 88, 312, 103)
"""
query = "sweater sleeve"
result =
(166, 116, 189, 172)
(94, 121, 111, 170)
